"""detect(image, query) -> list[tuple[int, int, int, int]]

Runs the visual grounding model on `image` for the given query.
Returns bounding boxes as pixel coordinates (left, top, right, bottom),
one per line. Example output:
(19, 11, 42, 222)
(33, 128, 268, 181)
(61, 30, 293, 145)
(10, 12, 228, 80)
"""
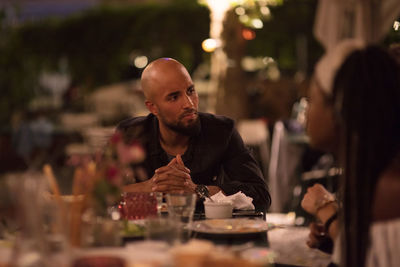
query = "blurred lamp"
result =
(202, 38, 219, 52)
(251, 18, 263, 29)
(394, 21, 399, 31)
(260, 6, 270, 16)
(242, 28, 256, 40)
(235, 6, 246, 16)
(134, 56, 148, 69)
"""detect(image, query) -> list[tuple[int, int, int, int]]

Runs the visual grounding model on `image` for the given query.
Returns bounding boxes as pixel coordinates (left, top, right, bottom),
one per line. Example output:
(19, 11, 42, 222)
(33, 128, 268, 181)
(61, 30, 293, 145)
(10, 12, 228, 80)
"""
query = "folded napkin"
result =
(205, 191, 255, 210)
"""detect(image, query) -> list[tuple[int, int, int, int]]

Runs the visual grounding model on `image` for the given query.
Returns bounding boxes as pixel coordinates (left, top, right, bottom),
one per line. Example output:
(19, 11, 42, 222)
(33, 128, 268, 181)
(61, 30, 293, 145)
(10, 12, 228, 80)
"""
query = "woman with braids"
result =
(301, 40, 400, 267)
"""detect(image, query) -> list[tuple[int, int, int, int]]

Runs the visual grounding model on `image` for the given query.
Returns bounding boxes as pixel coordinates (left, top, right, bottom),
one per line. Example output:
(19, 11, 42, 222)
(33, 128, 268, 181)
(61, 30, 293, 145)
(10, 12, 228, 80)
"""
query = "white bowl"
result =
(204, 201, 233, 219)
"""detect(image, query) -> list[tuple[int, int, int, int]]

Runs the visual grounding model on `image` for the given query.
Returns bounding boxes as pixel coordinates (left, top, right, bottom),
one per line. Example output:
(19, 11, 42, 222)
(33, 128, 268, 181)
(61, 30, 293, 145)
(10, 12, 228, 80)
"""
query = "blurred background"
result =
(1, 0, 399, 216)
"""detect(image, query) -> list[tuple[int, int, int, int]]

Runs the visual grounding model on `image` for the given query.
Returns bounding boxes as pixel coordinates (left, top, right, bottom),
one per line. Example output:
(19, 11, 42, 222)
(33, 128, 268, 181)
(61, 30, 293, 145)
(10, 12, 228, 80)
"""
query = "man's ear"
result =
(145, 100, 158, 115)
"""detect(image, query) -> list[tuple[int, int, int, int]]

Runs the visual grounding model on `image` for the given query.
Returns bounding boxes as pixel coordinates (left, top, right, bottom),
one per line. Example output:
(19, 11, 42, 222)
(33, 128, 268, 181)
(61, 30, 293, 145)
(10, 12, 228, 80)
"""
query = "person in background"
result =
(301, 40, 400, 266)
(117, 58, 271, 211)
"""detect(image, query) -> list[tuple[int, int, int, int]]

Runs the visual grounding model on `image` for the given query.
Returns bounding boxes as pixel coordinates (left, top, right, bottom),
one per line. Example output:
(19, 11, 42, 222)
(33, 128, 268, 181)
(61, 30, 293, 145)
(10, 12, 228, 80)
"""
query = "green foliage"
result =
(246, 0, 323, 74)
(0, 3, 210, 125)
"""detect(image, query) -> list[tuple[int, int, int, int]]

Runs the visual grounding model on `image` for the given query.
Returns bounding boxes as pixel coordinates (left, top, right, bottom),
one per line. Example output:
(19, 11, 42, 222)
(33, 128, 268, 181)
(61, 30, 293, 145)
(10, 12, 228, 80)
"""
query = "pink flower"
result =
(110, 131, 122, 145)
(106, 165, 119, 181)
(116, 142, 146, 165)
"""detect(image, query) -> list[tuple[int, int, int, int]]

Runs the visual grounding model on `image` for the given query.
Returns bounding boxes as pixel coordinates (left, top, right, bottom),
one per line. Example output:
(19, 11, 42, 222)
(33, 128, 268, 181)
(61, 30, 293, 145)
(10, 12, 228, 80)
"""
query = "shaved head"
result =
(140, 57, 199, 136)
(141, 58, 191, 101)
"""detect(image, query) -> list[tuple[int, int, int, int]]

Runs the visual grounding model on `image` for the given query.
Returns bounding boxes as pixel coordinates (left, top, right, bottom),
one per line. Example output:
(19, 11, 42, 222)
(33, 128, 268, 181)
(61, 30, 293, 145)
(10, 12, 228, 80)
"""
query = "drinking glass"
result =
(145, 217, 178, 245)
(165, 193, 197, 243)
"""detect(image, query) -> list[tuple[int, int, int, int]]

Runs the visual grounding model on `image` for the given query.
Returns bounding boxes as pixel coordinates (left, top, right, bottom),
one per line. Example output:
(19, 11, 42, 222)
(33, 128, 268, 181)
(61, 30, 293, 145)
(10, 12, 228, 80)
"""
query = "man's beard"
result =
(161, 114, 201, 136)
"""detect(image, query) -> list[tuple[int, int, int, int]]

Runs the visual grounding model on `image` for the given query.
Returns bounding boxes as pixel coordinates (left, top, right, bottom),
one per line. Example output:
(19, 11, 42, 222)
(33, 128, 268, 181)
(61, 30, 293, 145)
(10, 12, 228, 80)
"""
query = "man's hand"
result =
(151, 155, 196, 193)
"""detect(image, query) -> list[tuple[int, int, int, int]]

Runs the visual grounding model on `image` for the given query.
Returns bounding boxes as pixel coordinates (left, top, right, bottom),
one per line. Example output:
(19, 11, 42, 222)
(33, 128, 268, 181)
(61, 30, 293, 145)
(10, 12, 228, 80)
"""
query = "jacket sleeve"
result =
(218, 128, 271, 212)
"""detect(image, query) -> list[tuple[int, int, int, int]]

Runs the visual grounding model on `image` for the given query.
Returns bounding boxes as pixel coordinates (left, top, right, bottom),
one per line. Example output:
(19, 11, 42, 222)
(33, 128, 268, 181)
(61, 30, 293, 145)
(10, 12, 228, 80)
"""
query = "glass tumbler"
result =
(166, 193, 197, 243)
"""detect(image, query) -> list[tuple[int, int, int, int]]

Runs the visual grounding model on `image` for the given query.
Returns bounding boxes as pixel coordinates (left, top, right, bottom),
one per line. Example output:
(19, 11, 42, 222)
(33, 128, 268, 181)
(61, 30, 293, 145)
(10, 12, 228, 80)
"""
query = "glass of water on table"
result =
(166, 193, 197, 243)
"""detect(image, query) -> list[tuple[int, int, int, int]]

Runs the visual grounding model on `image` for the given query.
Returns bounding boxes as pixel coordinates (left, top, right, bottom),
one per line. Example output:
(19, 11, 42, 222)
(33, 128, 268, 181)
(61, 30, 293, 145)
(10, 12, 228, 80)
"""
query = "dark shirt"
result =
(117, 112, 271, 211)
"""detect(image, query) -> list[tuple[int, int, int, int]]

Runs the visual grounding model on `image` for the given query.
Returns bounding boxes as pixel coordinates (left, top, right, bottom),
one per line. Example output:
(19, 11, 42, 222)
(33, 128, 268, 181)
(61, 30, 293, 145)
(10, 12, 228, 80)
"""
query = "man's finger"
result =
(176, 154, 184, 165)
(169, 163, 191, 175)
(155, 165, 173, 174)
(167, 158, 177, 166)
(154, 177, 186, 187)
(157, 170, 191, 181)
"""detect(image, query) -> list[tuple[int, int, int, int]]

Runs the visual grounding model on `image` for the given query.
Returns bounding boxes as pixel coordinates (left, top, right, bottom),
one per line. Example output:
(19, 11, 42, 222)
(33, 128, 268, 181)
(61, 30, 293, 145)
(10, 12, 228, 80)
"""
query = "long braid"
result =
(333, 46, 400, 267)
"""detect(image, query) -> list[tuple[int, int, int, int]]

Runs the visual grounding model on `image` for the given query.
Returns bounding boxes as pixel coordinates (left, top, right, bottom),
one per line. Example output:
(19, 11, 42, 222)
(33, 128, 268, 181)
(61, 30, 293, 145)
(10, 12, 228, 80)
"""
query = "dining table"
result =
(69, 211, 332, 267)
(0, 208, 331, 267)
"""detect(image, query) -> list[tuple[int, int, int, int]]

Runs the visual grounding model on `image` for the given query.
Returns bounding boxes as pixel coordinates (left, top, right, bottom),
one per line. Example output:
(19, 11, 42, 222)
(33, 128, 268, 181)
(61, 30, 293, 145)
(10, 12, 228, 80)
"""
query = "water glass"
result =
(145, 217, 178, 245)
(166, 193, 197, 243)
(119, 192, 158, 220)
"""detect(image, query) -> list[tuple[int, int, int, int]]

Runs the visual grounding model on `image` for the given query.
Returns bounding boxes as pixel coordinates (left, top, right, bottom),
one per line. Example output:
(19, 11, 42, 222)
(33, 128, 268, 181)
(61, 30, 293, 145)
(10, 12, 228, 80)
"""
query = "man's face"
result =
(306, 81, 337, 152)
(147, 66, 200, 136)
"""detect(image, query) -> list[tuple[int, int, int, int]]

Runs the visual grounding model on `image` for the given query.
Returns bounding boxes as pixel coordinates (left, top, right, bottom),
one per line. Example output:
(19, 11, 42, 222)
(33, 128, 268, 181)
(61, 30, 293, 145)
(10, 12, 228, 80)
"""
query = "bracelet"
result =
(315, 193, 336, 213)
(324, 211, 338, 232)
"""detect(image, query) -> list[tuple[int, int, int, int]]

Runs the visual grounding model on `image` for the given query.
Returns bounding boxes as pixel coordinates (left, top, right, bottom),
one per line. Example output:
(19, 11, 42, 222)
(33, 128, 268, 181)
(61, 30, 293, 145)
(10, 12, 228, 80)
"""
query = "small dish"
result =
(204, 201, 233, 219)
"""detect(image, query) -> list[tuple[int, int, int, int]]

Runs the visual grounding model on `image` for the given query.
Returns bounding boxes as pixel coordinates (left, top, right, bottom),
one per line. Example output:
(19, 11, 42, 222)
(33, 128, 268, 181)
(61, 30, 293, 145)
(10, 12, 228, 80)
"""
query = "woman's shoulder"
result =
(367, 218, 400, 267)
(372, 156, 400, 222)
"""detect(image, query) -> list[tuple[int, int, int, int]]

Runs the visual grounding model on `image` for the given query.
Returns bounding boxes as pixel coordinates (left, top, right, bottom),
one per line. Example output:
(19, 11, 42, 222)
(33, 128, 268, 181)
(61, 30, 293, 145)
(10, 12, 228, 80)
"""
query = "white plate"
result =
(191, 218, 269, 234)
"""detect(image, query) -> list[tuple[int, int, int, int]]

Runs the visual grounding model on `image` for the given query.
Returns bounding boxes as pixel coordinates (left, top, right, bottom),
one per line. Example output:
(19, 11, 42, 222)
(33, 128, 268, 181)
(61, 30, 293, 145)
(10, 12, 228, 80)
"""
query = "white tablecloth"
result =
(268, 226, 331, 267)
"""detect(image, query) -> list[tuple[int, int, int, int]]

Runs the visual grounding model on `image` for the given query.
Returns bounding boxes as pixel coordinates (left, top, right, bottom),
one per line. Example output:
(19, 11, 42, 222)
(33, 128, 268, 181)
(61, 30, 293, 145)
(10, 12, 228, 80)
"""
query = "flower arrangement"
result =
(93, 131, 146, 215)
(67, 130, 146, 216)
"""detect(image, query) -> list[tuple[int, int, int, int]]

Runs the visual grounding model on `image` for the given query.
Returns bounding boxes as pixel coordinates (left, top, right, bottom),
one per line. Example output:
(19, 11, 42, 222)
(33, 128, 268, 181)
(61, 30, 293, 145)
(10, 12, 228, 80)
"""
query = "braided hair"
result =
(332, 46, 400, 267)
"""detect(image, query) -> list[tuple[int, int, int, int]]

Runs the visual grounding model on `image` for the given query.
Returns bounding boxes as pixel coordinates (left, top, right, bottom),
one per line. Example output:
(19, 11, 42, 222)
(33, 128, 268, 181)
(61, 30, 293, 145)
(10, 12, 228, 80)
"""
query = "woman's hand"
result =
(301, 183, 334, 215)
(306, 222, 334, 254)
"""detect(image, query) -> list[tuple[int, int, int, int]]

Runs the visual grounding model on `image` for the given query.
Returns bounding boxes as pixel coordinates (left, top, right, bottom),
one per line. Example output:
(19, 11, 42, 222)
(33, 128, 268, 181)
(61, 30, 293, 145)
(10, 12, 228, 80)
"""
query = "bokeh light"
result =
(242, 28, 256, 40)
(134, 56, 148, 69)
(202, 38, 219, 52)
(394, 21, 400, 31)
(251, 18, 263, 29)
(260, 6, 270, 16)
(235, 6, 246, 16)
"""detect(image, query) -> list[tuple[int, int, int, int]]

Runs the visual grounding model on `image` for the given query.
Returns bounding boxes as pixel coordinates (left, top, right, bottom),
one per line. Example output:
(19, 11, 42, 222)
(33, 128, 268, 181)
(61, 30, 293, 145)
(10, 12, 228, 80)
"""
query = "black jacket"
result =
(117, 112, 271, 211)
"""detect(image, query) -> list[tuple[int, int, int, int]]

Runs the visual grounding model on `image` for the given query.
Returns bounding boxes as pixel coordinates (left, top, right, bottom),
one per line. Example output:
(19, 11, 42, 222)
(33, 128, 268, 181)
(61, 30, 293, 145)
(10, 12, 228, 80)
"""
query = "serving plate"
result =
(191, 218, 269, 235)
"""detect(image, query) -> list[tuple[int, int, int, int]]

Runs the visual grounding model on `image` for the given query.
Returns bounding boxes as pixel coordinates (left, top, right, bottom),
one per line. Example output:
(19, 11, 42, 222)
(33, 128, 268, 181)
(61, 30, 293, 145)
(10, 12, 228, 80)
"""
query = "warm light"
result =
(241, 56, 267, 71)
(239, 14, 249, 24)
(258, 0, 268, 6)
(235, 6, 246, 16)
(260, 6, 270, 16)
(394, 21, 400, 31)
(134, 56, 148, 69)
(202, 38, 219, 52)
(263, 56, 275, 65)
(266, 0, 279, 6)
(242, 28, 256, 40)
(267, 64, 280, 80)
(251, 18, 263, 29)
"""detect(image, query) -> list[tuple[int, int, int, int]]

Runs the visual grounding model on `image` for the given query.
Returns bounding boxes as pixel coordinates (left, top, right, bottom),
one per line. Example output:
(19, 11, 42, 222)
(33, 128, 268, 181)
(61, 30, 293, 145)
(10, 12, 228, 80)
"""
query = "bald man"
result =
(118, 58, 271, 211)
